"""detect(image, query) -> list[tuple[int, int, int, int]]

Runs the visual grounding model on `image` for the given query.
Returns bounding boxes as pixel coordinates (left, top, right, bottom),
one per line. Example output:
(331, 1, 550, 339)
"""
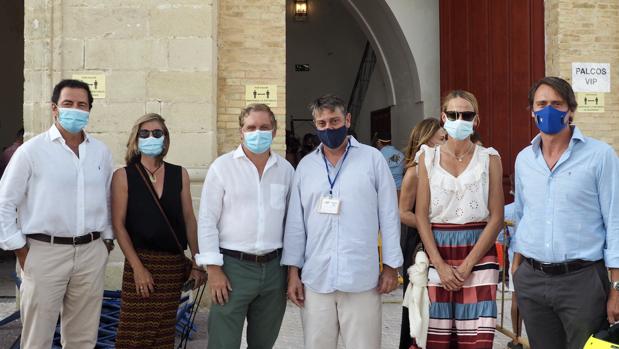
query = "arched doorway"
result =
(286, 0, 438, 152)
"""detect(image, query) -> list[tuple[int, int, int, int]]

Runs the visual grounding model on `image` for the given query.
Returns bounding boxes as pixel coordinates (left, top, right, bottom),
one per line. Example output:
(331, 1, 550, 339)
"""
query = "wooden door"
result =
(440, 0, 545, 201)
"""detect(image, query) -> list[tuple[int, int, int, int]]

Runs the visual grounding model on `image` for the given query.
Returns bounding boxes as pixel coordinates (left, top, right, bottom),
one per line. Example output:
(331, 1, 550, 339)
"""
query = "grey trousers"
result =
(513, 259, 609, 349)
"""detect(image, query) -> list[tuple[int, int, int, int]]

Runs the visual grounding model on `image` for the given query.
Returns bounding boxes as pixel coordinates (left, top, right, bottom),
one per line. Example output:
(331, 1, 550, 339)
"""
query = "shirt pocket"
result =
(270, 183, 287, 210)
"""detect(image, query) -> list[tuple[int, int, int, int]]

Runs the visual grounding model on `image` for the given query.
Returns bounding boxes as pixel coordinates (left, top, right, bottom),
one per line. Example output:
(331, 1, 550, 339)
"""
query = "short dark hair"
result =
(51, 79, 94, 109)
(528, 76, 577, 112)
(308, 94, 347, 119)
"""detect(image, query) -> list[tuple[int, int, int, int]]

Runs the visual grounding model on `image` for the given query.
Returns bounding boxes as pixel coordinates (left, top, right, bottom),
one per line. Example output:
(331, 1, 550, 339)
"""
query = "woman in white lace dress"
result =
(415, 90, 504, 349)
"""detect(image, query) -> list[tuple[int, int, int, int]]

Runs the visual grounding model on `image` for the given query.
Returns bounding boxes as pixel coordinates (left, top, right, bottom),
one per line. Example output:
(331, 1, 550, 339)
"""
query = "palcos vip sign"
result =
(571, 62, 610, 92)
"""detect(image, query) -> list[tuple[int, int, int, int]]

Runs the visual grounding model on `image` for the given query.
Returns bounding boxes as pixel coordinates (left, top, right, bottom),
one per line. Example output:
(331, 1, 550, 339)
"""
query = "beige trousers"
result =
(302, 288, 382, 349)
(19, 238, 108, 349)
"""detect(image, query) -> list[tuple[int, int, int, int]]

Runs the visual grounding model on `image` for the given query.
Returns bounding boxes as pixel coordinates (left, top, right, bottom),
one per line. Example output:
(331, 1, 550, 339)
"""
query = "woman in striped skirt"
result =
(112, 113, 207, 348)
(415, 90, 504, 349)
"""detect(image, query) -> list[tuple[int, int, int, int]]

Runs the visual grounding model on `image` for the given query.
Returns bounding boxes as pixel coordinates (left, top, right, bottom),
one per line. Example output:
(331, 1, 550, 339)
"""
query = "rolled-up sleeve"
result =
(282, 171, 307, 268)
(375, 153, 403, 269)
(599, 147, 619, 268)
(0, 148, 30, 250)
(195, 165, 225, 266)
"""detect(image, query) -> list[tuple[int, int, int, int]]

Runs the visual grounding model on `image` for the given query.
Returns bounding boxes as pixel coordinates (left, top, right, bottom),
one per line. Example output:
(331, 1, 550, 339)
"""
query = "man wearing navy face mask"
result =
(196, 103, 294, 348)
(0, 79, 114, 348)
(283, 94, 403, 349)
(512, 76, 619, 349)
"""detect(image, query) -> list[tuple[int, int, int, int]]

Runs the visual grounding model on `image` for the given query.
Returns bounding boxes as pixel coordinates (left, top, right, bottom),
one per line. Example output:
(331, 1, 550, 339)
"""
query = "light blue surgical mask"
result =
(58, 108, 89, 134)
(138, 136, 165, 157)
(443, 119, 474, 141)
(243, 130, 273, 154)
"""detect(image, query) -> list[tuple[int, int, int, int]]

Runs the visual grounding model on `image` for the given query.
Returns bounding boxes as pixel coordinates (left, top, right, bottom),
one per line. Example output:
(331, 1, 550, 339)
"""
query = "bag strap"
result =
(134, 163, 185, 255)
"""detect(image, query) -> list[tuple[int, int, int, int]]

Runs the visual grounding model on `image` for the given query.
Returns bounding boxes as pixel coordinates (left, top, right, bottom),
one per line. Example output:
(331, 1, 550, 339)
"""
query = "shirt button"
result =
(546, 220, 551, 224)
(545, 243, 550, 247)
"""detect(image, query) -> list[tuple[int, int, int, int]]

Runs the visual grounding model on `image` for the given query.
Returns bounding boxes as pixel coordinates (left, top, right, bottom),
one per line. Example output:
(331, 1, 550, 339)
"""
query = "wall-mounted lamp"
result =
(294, 0, 308, 21)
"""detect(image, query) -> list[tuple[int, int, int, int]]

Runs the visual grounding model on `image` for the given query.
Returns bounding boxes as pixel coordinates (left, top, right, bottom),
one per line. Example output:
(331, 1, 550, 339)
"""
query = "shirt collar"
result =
(233, 144, 278, 165)
(530, 126, 585, 155)
(48, 123, 91, 143)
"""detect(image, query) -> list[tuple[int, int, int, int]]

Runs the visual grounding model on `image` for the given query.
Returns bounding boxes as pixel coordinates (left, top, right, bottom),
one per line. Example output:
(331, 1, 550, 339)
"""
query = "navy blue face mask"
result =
(533, 105, 568, 135)
(317, 125, 348, 149)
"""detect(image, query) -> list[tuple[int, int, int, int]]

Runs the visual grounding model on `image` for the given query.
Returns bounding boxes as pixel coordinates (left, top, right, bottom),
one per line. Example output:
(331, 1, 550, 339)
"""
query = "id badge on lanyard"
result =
(317, 140, 350, 215)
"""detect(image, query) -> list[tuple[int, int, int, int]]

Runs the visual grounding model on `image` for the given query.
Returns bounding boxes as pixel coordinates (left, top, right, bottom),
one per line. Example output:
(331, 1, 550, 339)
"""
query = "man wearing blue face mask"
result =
(283, 94, 403, 349)
(195, 103, 294, 348)
(0, 79, 114, 348)
(512, 76, 619, 349)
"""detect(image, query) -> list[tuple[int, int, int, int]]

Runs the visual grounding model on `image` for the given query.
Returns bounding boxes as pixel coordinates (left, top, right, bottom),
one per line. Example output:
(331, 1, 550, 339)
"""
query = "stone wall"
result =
(217, 0, 286, 154)
(23, 0, 219, 289)
(545, 0, 619, 151)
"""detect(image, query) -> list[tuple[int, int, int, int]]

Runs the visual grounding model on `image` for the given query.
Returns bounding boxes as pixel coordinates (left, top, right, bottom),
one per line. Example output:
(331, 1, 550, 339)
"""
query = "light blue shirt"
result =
(513, 127, 619, 267)
(282, 137, 403, 293)
(380, 145, 404, 189)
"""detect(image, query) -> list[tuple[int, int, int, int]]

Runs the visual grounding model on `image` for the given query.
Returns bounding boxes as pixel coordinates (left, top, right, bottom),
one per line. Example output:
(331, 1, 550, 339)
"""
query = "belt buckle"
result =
(255, 255, 260, 263)
(540, 262, 554, 274)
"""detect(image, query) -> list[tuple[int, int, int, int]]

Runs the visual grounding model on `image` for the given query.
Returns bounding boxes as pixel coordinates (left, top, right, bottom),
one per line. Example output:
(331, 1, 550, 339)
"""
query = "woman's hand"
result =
(455, 261, 473, 283)
(133, 264, 155, 298)
(436, 262, 463, 291)
(188, 268, 207, 289)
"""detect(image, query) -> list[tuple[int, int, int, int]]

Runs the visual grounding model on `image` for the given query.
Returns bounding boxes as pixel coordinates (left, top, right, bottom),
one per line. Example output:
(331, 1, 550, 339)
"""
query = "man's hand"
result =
(207, 265, 232, 305)
(287, 267, 305, 308)
(608, 290, 619, 324)
(377, 265, 398, 294)
(14, 246, 29, 271)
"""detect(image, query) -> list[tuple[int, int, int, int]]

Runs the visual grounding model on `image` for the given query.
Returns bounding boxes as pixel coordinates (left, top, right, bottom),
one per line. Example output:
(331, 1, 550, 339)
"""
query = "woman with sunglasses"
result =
(398, 118, 446, 349)
(112, 113, 206, 348)
(415, 90, 504, 348)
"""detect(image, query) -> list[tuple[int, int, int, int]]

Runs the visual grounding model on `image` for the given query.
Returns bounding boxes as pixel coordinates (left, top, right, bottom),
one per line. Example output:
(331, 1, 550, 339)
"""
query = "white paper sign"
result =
(571, 62, 610, 92)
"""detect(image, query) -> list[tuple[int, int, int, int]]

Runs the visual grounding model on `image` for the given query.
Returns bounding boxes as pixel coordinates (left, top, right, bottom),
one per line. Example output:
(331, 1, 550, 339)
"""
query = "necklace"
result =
(443, 143, 474, 162)
(143, 162, 163, 183)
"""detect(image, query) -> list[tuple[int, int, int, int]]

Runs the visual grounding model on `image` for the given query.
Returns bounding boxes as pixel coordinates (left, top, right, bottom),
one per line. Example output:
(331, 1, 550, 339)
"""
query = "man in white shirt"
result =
(283, 94, 403, 349)
(0, 79, 114, 348)
(196, 104, 294, 348)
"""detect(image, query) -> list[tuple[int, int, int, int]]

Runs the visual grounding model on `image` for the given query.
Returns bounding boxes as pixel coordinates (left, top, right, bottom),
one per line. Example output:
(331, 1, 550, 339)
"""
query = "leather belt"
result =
(27, 232, 101, 245)
(524, 257, 601, 276)
(220, 248, 281, 264)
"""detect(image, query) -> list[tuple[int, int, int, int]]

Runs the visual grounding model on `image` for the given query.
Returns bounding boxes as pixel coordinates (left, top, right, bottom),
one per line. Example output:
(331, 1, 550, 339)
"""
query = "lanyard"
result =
(322, 139, 351, 196)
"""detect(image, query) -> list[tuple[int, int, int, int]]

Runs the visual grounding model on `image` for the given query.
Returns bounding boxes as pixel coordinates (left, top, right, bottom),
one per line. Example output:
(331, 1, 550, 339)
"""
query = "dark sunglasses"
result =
(138, 129, 164, 139)
(445, 111, 477, 122)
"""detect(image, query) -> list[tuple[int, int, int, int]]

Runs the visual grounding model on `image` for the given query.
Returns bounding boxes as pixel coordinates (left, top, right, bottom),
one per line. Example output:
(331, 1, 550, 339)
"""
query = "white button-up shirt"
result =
(195, 145, 294, 266)
(0, 125, 114, 250)
(282, 137, 403, 293)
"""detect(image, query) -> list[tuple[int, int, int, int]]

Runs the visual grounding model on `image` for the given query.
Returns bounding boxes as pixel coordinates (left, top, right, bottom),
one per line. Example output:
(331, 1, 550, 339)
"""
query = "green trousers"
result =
(207, 254, 287, 349)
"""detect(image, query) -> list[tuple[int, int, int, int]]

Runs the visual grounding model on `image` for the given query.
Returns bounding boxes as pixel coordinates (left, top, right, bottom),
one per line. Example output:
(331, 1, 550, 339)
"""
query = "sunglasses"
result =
(138, 129, 164, 139)
(444, 111, 477, 122)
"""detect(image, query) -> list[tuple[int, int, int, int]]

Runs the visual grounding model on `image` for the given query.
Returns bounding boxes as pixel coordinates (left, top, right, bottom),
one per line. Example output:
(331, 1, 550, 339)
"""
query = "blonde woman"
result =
(416, 90, 504, 348)
(398, 118, 446, 349)
(112, 113, 206, 348)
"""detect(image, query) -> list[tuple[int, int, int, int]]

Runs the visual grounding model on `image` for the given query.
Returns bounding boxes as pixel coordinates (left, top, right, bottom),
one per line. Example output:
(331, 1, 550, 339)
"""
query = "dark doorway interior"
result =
(370, 107, 391, 142)
(0, 0, 23, 298)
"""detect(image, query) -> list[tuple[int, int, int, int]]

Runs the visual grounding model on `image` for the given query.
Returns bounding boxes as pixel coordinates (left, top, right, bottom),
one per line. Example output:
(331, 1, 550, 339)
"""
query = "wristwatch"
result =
(611, 281, 619, 291)
(103, 239, 115, 252)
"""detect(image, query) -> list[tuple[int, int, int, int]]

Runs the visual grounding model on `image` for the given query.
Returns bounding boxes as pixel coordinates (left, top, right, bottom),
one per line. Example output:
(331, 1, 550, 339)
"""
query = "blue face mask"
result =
(317, 125, 348, 149)
(443, 119, 474, 141)
(533, 105, 568, 135)
(243, 130, 273, 154)
(138, 136, 165, 157)
(58, 108, 89, 134)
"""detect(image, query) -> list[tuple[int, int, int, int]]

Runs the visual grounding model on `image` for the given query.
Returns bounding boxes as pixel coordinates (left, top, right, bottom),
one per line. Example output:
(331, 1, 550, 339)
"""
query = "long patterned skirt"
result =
(115, 249, 186, 349)
(426, 223, 498, 349)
